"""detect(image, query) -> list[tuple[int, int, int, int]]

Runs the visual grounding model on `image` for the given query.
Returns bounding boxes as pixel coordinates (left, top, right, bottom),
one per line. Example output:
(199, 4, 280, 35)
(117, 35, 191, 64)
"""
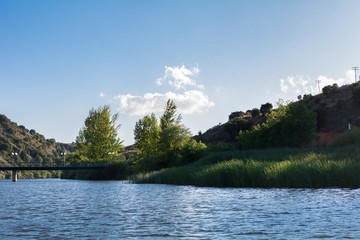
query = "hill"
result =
(195, 82, 360, 146)
(0, 114, 74, 169)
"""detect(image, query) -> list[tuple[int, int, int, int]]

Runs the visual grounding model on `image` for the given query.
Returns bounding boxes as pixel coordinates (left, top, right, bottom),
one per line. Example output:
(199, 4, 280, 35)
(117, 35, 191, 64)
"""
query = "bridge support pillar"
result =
(12, 170, 17, 182)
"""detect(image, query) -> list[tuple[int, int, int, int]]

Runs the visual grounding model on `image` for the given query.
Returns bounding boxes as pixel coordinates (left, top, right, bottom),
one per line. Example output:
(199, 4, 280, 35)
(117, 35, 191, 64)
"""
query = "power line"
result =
(352, 66, 359, 83)
(316, 79, 321, 93)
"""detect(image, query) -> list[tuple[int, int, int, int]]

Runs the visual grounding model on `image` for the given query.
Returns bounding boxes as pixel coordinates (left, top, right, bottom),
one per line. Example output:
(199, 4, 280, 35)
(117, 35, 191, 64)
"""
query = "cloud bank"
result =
(280, 70, 355, 96)
(114, 65, 214, 116)
(114, 90, 214, 116)
(156, 65, 204, 89)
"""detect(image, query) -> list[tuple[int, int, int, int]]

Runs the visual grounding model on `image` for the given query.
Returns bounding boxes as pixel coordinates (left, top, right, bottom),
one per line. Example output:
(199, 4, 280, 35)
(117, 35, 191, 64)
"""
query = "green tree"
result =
(134, 113, 160, 170)
(158, 100, 191, 167)
(134, 99, 191, 170)
(75, 105, 123, 162)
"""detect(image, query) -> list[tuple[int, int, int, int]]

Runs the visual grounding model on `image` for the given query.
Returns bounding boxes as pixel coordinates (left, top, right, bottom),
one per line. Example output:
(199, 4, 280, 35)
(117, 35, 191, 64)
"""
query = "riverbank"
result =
(132, 144, 360, 188)
(0, 170, 60, 180)
(61, 160, 132, 180)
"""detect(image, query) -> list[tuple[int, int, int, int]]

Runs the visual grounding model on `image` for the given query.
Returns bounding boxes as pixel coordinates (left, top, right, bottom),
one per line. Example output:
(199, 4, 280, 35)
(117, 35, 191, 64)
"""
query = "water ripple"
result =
(1, 179, 360, 239)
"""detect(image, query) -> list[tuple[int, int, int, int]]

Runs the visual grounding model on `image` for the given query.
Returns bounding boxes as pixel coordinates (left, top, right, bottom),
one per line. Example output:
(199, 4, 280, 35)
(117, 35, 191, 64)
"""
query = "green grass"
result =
(132, 144, 360, 188)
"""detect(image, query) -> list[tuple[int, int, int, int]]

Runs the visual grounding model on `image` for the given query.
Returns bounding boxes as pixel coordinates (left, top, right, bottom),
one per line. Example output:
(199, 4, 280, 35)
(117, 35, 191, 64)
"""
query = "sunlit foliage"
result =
(75, 105, 123, 162)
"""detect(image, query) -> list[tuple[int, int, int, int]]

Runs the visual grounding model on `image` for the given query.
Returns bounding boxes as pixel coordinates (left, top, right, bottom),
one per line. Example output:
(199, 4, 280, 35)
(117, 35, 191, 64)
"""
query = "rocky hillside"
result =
(195, 82, 360, 146)
(0, 114, 74, 167)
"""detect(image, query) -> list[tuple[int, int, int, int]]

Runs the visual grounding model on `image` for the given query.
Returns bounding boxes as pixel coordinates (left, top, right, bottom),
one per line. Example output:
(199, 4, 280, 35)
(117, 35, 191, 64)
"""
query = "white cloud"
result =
(279, 70, 355, 96)
(156, 65, 204, 89)
(280, 76, 312, 94)
(114, 90, 214, 116)
(318, 70, 354, 88)
(99, 92, 105, 97)
(280, 79, 289, 93)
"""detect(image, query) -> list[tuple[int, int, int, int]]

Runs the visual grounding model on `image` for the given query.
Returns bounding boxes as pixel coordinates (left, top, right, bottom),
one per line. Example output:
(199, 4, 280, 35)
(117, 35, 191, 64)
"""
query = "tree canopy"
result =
(134, 99, 193, 170)
(75, 105, 123, 162)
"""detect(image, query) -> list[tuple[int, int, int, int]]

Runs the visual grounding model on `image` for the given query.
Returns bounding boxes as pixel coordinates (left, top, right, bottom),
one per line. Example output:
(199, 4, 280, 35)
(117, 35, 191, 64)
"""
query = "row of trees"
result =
(72, 100, 317, 171)
(72, 101, 206, 171)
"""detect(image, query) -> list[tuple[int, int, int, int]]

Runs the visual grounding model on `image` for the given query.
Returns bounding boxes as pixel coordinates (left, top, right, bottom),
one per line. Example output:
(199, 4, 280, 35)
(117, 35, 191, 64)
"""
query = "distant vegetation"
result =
(0, 114, 72, 179)
(2, 81, 360, 187)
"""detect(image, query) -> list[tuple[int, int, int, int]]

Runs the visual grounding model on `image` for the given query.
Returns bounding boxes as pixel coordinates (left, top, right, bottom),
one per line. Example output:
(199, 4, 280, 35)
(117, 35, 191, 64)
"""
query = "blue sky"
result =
(1, 0, 360, 145)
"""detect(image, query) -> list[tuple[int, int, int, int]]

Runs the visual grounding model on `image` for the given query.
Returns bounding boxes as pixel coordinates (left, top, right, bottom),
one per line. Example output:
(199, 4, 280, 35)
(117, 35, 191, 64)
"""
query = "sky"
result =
(1, 0, 360, 146)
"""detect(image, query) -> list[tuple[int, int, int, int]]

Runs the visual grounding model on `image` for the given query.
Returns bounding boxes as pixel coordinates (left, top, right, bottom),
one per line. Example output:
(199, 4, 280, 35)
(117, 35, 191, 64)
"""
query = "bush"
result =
(328, 127, 360, 147)
(322, 84, 339, 95)
(303, 94, 312, 102)
(237, 102, 317, 149)
(251, 108, 260, 118)
(177, 140, 207, 165)
(228, 111, 245, 121)
(260, 103, 273, 115)
(225, 118, 252, 138)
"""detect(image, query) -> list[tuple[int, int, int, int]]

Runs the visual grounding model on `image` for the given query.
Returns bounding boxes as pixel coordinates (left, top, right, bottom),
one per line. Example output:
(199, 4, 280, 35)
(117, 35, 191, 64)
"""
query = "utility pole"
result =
(352, 66, 359, 83)
(11, 152, 18, 182)
(316, 79, 322, 93)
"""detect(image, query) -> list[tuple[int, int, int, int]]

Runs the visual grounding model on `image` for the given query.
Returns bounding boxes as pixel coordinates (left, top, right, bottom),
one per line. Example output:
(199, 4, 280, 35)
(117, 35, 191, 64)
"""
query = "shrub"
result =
(328, 127, 360, 147)
(260, 103, 273, 115)
(303, 94, 312, 102)
(177, 140, 207, 165)
(225, 118, 252, 138)
(237, 102, 317, 149)
(322, 84, 339, 95)
(251, 108, 260, 118)
(228, 111, 245, 121)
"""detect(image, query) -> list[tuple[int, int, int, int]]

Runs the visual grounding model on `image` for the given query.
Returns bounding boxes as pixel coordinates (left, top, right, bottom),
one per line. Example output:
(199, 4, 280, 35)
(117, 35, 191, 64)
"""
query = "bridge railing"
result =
(1, 160, 108, 168)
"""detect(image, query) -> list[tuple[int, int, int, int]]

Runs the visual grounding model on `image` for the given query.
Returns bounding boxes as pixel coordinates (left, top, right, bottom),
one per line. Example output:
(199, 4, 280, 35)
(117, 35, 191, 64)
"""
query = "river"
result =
(0, 179, 359, 239)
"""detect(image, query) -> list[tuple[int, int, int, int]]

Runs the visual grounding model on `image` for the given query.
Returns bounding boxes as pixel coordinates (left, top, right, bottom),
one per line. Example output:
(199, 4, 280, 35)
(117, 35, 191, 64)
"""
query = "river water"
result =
(0, 179, 360, 239)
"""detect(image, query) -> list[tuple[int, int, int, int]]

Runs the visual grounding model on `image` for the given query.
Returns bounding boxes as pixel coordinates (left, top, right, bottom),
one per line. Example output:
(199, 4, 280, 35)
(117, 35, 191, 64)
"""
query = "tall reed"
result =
(133, 145, 360, 188)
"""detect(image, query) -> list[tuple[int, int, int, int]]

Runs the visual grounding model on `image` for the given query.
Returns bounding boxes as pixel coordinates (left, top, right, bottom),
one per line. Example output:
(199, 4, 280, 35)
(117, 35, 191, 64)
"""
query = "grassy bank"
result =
(133, 145, 360, 188)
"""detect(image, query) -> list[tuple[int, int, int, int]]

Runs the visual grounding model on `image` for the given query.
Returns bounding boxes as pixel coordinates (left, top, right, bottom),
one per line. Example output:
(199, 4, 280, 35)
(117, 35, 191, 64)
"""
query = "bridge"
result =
(0, 163, 107, 182)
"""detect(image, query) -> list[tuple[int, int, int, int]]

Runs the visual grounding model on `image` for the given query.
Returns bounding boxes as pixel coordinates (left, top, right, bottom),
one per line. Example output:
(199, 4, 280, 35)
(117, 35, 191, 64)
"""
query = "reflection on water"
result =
(0, 179, 360, 239)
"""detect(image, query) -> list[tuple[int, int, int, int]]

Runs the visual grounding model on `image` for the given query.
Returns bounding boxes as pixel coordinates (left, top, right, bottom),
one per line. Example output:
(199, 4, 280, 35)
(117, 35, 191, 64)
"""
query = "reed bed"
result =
(133, 145, 360, 188)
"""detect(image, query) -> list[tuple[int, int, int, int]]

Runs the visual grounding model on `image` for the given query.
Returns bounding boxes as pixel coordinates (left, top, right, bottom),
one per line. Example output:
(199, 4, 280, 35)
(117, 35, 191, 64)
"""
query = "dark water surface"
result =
(1, 179, 360, 239)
